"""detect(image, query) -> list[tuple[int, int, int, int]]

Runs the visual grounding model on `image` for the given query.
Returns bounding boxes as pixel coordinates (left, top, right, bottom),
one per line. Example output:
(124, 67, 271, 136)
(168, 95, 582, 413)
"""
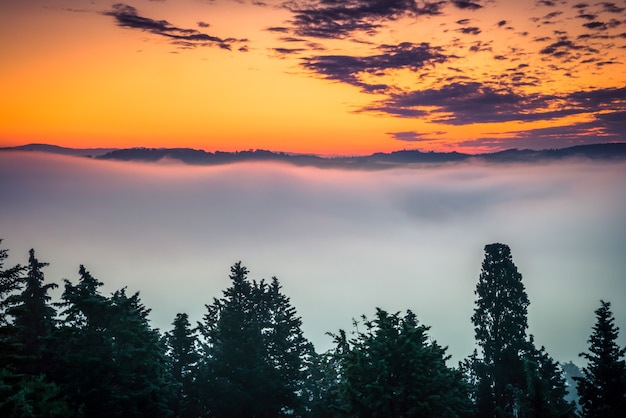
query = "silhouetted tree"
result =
(197, 262, 312, 417)
(471, 243, 529, 416)
(0, 241, 24, 367)
(0, 240, 23, 323)
(0, 246, 68, 417)
(332, 308, 472, 417)
(575, 300, 626, 417)
(524, 338, 576, 417)
(469, 243, 574, 417)
(165, 313, 201, 418)
(5, 249, 57, 375)
(55, 266, 171, 417)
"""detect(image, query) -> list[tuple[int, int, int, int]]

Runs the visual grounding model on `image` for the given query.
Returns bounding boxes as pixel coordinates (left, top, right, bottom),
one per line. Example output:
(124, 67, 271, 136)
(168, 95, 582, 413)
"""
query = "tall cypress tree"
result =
(576, 300, 626, 417)
(469, 243, 573, 418)
(471, 243, 529, 416)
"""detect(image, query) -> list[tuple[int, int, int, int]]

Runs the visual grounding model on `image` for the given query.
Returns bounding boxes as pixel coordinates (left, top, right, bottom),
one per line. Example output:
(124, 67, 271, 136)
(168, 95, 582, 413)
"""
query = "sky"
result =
(1, 0, 626, 155)
(1, 151, 625, 364)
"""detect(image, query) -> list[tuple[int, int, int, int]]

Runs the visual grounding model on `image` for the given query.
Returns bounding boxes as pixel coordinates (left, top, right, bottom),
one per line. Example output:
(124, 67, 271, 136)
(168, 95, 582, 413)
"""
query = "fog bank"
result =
(1, 152, 625, 362)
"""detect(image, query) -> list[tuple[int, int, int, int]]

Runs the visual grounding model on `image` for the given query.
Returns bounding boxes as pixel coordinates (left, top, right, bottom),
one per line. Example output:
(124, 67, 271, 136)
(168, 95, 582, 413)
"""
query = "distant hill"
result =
(96, 143, 626, 168)
(0, 143, 117, 157)
(2, 143, 626, 169)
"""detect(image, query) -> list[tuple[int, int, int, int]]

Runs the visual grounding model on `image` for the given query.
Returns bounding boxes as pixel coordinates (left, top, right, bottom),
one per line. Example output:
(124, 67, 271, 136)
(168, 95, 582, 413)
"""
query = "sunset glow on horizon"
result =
(1, 0, 625, 155)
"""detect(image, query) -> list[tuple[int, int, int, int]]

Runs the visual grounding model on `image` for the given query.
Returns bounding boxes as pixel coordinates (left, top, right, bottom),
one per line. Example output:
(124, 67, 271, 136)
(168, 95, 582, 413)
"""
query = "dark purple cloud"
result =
(498, 111, 626, 146)
(458, 26, 481, 35)
(576, 12, 598, 20)
(598, 2, 625, 14)
(362, 83, 626, 129)
(283, 0, 446, 39)
(302, 42, 448, 92)
(535, 0, 558, 6)
(451, 0, 483, 10)
(387, 131, 435, 142)
(583, 21, 609, 30)
(539, 36, 590, 58)
(104, 3, 247, 50)
(273, 47, 307, 55)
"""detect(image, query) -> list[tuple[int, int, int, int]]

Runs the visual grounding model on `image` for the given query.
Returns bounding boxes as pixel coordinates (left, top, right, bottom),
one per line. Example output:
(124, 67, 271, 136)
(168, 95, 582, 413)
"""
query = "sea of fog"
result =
(1, 151, 625, 363)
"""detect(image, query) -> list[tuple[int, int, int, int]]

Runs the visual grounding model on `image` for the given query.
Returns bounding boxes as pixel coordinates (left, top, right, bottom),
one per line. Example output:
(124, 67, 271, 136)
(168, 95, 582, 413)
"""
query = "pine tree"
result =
(330, 308, 471, 417)
(524, 338, 576, 417)
(54, 265, 115, 417)
(0, 240, 23, 324)
(197, 262, 312, 417)
(55, 266, 171, 417)
(0, 241, 24, 367)
(0, 247, 68, 416)
(4, 249, 58, 378)
(165, 312, 201, 418)
(576, 300, 626, 417)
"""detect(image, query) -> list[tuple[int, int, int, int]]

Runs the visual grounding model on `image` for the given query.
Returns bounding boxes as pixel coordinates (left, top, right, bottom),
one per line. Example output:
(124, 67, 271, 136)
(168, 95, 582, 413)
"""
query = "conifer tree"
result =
(55, 266, 171, 417)
(197, 262, 312, 417)
(524, 338, 576, 417)
(0, 241, 24, 366)
(576, 300, 626, 417)
(5, 249, 58, 378)
(471, 243, 529, 416)
(165, 312, 201, 418)
(469, 243, 574, 417)
(0, 241, 23, 323)
(0, 247, 68, 416)
(331, 308, 472, 417)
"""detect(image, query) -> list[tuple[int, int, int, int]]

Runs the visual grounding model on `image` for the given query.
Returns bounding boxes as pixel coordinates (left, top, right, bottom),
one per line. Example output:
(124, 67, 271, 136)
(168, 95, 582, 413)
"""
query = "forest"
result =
(1, 240, 625, 417)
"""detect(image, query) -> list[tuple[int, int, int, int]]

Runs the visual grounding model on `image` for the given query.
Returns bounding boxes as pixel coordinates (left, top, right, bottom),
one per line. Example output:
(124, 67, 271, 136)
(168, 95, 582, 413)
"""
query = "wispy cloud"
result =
(302, 42, 448, 92)
(283, 0, 446, 39)
(103, 3, 248, 50)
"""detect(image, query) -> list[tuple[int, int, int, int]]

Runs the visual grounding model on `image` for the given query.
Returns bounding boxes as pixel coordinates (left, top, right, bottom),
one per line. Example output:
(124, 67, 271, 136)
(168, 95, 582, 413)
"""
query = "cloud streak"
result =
(302, 42, 448, 92)
(284, 0, 446, 39)
(104, 3, 247, 50)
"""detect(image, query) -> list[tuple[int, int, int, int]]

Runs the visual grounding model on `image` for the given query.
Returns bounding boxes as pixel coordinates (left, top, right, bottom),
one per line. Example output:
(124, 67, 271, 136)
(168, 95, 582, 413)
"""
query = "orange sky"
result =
(1, 0, 625, 155)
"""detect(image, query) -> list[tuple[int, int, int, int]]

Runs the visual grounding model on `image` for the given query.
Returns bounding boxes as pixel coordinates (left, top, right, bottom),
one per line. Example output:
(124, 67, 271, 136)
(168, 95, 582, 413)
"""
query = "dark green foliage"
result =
(0, 242, 25, 368)
(0, 371, 69, 418)
(0, 241, 24, 323)
(5, 249, 58, 375)
(331, 308, 472, 418)
(197, 262, 313, 417)
(0, 247, 69, 416)
(469, 243, 575, 418)
(576, 300, 626, 417)
(471, 243, 530, 416)
(523, 339, 577, 417)
(472, 244, 529, 366)
(54, 266, 171, 417)
(165, 313, 202, 418)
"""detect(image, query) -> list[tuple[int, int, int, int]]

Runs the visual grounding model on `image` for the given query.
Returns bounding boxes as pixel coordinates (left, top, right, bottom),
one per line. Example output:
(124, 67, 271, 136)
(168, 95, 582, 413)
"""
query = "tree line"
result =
(1, 240, 625, 417)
